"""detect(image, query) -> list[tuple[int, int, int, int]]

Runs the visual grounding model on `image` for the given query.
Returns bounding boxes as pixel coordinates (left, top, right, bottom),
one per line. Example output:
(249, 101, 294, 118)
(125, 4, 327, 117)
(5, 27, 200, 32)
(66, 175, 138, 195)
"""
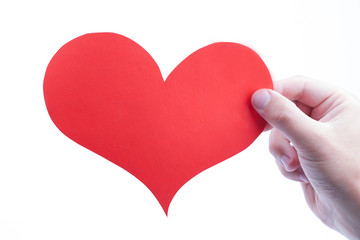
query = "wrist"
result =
(333, 179, 360, 240)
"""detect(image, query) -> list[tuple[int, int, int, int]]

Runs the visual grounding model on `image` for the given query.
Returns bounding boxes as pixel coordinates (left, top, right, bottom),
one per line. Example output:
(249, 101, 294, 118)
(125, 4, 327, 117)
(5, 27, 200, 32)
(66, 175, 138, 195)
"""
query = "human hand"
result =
(251, 76, 360, 240)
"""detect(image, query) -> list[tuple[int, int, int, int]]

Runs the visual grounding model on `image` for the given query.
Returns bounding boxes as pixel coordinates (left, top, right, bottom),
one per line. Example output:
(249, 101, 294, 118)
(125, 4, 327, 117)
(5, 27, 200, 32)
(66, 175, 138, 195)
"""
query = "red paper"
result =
(43, 32, 273, 215)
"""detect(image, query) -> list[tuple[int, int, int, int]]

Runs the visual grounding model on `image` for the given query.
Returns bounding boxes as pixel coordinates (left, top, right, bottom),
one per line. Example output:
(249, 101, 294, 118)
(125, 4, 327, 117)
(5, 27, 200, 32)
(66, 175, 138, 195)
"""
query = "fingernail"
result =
(280, 155, 290, 170)
(299, 174, 309, 184)
(252, 90, 271, 110)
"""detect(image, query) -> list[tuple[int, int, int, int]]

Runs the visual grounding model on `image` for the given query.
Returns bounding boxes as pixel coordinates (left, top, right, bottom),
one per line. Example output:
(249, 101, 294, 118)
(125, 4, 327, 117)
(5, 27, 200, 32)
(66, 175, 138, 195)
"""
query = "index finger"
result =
(274, 76, 337, 108)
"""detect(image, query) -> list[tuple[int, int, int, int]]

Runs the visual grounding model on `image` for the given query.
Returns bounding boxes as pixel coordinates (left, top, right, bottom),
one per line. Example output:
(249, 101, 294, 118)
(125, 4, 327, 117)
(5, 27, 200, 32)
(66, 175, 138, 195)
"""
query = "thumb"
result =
(252, 89, 319, 146)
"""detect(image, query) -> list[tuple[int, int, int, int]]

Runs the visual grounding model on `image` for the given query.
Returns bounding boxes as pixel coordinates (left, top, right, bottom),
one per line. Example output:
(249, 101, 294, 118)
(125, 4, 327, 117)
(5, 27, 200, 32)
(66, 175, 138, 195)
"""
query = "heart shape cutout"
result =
(44, 33, 272, 215)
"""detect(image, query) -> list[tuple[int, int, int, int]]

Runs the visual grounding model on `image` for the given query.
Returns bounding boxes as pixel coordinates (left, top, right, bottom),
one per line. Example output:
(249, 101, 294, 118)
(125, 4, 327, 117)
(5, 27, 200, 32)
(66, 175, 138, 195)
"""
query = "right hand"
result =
(251, 76, 360, 240)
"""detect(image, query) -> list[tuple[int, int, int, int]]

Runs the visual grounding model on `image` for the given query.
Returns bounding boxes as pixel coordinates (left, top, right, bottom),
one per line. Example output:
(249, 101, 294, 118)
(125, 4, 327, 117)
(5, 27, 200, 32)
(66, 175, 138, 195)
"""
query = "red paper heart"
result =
(44, 33, 272, 215)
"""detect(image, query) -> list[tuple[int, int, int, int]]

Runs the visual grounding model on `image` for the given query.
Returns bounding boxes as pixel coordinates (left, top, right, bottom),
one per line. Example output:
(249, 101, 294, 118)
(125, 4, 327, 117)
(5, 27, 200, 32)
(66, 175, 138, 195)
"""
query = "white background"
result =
(1, 0, 360, 239)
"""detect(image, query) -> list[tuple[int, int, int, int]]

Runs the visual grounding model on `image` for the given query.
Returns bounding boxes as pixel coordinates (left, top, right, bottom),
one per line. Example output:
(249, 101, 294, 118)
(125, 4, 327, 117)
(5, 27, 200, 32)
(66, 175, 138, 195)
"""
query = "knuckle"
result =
(292, 74, 305, 80)
(268, 132, 282, 157)
(269, 140, 283, 159)
(292, 75, 310, 83)
(273, 109, 292, 127)
(269, 145, 279, 159)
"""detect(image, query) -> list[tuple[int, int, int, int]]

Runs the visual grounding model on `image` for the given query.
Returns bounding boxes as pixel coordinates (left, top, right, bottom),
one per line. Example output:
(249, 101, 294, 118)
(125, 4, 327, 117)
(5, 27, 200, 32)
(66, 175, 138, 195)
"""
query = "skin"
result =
(251, 76, 360, 240)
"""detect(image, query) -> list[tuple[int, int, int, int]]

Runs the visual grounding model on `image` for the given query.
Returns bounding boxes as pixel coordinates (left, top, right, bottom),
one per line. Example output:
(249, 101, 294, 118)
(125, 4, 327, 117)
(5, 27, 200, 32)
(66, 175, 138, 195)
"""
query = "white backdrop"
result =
(1, 0, 359, 239)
